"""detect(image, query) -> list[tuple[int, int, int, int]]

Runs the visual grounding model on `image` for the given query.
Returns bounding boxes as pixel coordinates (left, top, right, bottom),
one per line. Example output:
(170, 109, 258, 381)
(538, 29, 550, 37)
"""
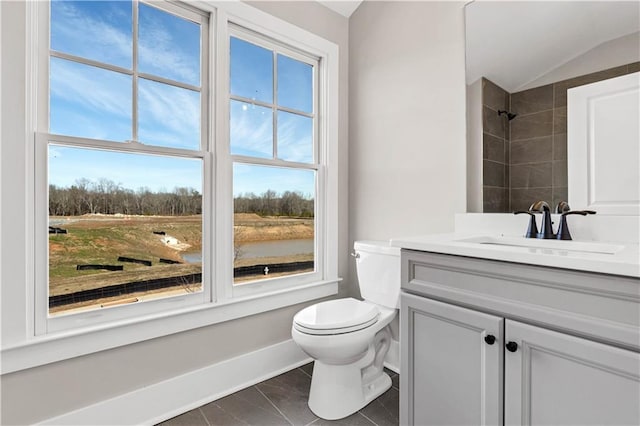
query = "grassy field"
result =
(234, 213, 314, 242)
(48, 213, 314, 311)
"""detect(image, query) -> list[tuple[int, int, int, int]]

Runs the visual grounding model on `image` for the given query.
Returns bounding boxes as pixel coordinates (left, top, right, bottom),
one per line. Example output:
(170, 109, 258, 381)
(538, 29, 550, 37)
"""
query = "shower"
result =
(498, 110, 517, 120)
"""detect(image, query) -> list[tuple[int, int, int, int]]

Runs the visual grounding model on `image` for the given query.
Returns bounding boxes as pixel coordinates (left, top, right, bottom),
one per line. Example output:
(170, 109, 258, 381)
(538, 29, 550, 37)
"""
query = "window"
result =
(39, 0, 209, 328)
(22, 0, 338, 353)
(229, 30, 319, 286)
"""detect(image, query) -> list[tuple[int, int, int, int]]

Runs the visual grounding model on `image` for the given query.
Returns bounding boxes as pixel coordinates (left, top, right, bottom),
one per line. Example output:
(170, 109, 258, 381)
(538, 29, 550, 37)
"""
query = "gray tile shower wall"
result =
(509, 84, 555, 211)
(481, 62, 639, 212)
(482, 78, 510, 212)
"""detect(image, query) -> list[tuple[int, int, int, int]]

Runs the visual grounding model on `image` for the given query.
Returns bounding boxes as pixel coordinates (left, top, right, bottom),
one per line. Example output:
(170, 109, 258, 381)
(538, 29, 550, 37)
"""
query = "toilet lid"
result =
(293, 298, 379, 333)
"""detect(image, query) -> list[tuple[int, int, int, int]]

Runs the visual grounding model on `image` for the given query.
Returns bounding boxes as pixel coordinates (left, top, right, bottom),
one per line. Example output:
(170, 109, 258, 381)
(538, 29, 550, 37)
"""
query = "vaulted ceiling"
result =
(317, 0, 363, 17)
(465, 1, 640, 92)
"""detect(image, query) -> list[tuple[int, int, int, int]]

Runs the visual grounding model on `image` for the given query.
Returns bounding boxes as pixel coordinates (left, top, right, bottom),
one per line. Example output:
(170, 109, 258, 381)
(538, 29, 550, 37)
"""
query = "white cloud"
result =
(277, 114, 313, 162)
(138, 79, 200, 149)
(51, 58, 131, 118)
(230, 102, 273, 156)
(138, 4, 200, 86)
(51, 1, 132, 68)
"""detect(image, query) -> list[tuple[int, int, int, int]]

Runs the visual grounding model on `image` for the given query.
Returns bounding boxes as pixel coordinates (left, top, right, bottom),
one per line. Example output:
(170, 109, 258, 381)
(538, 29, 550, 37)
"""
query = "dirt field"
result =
(234, 213, 314, 242)
(48, 214, 314, 310)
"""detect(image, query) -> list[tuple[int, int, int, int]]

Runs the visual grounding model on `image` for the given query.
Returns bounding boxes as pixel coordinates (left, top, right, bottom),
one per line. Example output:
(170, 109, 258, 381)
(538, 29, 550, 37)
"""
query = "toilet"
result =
(291, 240, 400, 420)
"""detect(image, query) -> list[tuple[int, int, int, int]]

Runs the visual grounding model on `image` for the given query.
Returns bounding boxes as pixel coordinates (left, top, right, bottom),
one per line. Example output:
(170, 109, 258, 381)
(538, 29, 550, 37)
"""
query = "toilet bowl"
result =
(291, 241, 400, 420)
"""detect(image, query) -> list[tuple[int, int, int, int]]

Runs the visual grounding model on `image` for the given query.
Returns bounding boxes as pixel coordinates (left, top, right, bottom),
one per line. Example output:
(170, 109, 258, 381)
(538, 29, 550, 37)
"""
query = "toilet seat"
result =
(293, 298, 379, 335)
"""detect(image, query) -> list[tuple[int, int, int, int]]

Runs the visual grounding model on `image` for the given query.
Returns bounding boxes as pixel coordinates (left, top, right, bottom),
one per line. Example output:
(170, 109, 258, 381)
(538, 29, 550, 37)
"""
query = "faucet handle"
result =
(561, 211, 587, 217)
(561, 210, 596, 216)
(556, 210, 596, 240)
(514, 211, 539, 238)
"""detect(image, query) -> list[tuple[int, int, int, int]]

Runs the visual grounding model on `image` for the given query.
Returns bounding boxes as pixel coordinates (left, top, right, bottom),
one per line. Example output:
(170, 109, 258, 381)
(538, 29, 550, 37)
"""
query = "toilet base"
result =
(307, 327, 392, 420)
(308, 361, 392, 420)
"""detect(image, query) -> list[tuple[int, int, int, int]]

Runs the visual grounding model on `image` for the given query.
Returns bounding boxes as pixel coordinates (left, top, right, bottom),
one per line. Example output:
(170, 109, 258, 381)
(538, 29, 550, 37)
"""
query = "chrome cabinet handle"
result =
(350, 251, 360, 259)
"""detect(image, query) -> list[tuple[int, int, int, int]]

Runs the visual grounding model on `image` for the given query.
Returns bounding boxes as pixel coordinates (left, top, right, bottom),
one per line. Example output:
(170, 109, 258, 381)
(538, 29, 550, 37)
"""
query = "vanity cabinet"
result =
(401, 292, 503, 425)
(504, 320, 639, 425)
(400, 250, 640, 426)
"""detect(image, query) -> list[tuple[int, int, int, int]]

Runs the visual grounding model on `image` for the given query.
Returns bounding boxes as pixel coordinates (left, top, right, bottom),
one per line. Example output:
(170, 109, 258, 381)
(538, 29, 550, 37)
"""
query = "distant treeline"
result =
(234, 190, 314, 217)
(49, 179, 313, 217)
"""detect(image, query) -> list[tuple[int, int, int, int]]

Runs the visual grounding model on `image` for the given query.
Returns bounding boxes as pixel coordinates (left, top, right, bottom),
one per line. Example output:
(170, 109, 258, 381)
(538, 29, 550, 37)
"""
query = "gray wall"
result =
(348, 1, 467, 262)
(0, 2, 349, 424)
(2, 1, 471, 422)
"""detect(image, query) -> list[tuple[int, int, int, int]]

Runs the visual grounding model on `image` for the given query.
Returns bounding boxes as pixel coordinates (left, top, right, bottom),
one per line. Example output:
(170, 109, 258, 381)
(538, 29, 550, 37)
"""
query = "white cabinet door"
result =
(401, 293, 503, 426)
(505, 320, 640, 425)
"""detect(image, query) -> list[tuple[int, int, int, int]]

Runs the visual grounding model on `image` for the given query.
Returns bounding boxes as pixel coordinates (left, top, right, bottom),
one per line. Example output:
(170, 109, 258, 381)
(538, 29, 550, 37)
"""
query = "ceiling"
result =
(465, 1, 640, 92)
(317, 0, 363, 17)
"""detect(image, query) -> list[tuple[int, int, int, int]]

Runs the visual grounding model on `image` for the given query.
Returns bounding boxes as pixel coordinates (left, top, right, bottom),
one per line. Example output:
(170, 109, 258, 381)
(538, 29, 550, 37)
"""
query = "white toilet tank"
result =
(354, 240, 401, 309)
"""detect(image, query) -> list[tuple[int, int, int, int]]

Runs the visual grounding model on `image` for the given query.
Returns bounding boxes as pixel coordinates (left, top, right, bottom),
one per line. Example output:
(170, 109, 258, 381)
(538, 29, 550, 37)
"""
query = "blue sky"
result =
(48, 0, 315, 198)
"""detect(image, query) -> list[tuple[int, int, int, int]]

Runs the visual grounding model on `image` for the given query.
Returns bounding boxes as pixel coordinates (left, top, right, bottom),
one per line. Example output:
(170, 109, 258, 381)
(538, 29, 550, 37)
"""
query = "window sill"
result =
(0, 279, 339, 374)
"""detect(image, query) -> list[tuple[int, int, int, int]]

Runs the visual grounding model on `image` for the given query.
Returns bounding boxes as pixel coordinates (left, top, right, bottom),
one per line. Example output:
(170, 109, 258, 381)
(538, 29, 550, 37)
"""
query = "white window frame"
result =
(226, 25, 324, 298)
(35, 0, 212, 334)
(211, 4, 339, 305)
(1, 0, 339, 374)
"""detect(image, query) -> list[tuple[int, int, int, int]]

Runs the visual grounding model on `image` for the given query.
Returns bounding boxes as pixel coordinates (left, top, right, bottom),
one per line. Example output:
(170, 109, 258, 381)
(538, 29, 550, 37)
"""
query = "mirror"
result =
(465, 1, 640, 213)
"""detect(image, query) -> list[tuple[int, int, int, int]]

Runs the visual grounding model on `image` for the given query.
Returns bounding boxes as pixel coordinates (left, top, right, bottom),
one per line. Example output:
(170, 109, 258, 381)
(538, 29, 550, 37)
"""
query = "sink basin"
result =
(455, 236, 624, 255)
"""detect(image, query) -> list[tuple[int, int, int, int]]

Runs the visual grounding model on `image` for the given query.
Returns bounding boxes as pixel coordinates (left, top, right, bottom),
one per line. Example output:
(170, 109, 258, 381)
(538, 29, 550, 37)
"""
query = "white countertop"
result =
(390, 233, 640, 278)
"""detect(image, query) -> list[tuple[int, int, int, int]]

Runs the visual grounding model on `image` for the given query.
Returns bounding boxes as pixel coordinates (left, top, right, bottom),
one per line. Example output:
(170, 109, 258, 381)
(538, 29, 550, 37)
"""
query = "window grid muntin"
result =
(33, 0, 333, 335)
(48, 0, 206, 147)
(228, 28, 320, 287)
(132, 0, 139, 140)
(43, 0, 210, 324)
(229, 27, 318, 165)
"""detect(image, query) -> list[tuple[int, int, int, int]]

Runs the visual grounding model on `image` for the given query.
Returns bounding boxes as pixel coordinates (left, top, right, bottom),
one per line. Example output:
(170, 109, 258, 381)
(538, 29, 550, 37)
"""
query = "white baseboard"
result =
(38, 340, 311, 425)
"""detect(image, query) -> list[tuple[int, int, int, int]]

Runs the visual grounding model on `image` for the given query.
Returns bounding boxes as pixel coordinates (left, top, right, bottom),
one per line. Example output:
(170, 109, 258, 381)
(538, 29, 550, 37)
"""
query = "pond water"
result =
(181, 239, 313, 264)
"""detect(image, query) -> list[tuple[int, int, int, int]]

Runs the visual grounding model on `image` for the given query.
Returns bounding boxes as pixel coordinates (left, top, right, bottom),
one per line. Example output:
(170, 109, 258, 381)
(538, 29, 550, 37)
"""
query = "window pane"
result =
(138, 78, 200, 149)
(233, 164, 315, 284)
(230, 99, 273, 158)
(50, 57, 132, 142)
(48, 145, 203, 315)
(277, 54, 313, 113)
(138, 3, 201, 87)
(277, 111, 313, 163)
(51, 0, 132, 69)
(230, 37, 273, 103)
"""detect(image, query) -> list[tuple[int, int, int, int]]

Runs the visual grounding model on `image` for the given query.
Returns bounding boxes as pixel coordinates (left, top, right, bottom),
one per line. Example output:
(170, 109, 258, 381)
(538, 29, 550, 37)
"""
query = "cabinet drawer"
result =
(401, 250, 640, 351)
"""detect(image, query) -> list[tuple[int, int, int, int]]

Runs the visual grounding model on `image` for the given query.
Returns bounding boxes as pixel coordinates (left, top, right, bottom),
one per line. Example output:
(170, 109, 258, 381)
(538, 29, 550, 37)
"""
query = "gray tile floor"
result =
(159, 363, 399, 426)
